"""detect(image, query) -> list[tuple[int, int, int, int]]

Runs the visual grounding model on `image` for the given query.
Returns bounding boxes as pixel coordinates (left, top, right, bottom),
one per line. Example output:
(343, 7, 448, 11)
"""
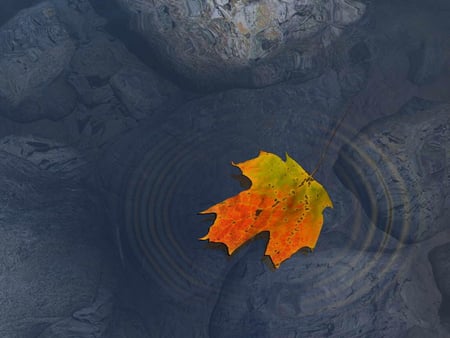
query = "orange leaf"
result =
(199, 151, 333, 268)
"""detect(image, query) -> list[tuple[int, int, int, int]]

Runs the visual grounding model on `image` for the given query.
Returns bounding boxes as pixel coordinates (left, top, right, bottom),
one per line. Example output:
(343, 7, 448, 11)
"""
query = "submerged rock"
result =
(408, 37, 447, 85)
(209, 233, 444, 337)
(0, 1, 76, 122)
(115, 0, 366, 88)
(429, 242, 450, 331)
(0, 137, 117, 337)
(334, 98, 450, 243)
(0, 135, 88, 179)
(0, 0, 40, 26)
(110, 64, 183, 120)
(0, 0, 185, 153)
(37, 288, 115, 338)
(97, 69, 389, 335)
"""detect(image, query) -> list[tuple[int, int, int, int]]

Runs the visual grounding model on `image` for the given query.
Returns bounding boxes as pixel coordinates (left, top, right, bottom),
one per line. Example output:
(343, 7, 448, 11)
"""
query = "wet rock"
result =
(68, 32, 184, 120)
(97, 70, 357, 336)
(0, 135, 88, 179)
(0, 1, 76, 122)
(408, 37, 447, 85)
(19, 75, 78, 122)
(110, 65, 184, 120)
(68, 73, 116, 107)
(51, 0, 106, 42)
(0, 0, 40, 27)
(70, 35, 123, 81)
(334, 98, 450, 243)
(63, 4, 185, 120)
(69, 102, 138, 150)
(403, 326, 442, 338)
(429, 242, 450, 331)
(0, 0, 185, 129)
(106, 309, 151, 338)
(209, 230, 444, 337)
(335, 39, 371, 97)
(115, 0, 366, 88)
(37, 288, 115, 338)
(0, 138, 117, 337)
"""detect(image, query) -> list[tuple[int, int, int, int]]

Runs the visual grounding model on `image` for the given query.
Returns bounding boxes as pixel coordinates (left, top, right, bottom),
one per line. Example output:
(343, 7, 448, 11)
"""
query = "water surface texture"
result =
(0, 0, 449, 337)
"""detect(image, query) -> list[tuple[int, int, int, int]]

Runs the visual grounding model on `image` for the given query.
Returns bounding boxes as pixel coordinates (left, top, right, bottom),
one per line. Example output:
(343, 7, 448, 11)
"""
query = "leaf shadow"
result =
(230, 173, 252, 190)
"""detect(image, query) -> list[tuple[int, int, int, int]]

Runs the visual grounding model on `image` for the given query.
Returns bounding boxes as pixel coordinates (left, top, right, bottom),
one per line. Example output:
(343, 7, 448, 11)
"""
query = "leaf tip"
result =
(198, 207, 216, 215)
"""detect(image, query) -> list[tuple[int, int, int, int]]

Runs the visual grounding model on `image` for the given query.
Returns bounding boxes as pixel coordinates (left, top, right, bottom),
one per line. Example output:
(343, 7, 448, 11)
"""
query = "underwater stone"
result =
(408, 37, 447, 85)
(114, 0, 366, 89)
(429, 242, 450, 331)
(210, 232, 444, 337)
(0, 143, 116, 337)
(0, 2, 76, 122)
(334, 98, 450, 243)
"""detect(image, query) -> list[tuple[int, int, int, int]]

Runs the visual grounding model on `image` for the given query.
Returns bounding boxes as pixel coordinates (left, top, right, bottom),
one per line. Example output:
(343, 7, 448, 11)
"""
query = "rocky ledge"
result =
(115, 0, 367, 88)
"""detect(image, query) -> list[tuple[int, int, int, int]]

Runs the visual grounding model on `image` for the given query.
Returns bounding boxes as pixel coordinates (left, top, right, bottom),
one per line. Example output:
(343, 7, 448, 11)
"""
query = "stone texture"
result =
(408, 36, 447, 85)
(98, 70, 350, 336)
(37, 288, 114, 338)
(110, 64, 183, 120)
(115, 0, 366, 88)
(0, 0, 40, 26)
(70, 35, 122, 81)
(105, 309, 151, 338)
(429, 242, 450, 331)
(209, 231, 447, 337)
(51, 0, 107, 43)
(0, 1, 76, 122)
(62, 0, 185, 122)
(0, 0, 447, 337)
(0, 135, 88, 179)
(334, 98, 450, 243)
(0, 137, 117, 337)
(0, 0, 185, 153)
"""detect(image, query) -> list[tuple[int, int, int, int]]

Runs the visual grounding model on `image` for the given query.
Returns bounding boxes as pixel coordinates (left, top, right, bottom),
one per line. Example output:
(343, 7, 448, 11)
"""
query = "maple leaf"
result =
(199, 151, 333, 268)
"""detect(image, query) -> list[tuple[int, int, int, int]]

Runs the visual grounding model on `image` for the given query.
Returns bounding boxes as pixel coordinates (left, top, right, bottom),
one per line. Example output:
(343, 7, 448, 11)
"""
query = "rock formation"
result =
(0, 0, 448, 336)
(334, 98, 450, 243)
(115, 0, 367, 88)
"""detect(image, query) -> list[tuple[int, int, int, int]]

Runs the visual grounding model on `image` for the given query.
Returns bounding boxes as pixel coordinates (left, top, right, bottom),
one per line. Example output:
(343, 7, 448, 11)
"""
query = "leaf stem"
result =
(310, 101, 354, 177)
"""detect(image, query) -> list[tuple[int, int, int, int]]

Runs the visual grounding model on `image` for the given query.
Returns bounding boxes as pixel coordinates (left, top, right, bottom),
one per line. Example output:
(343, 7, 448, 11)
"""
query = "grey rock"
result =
(209, 230, 444, 337)
(334, 98, 450, 243)
(403, 326, 442, 338)
(70, 35, 123, 80)
(68, 30, 185, 120)
(0, 0, 185, 127)
(429, 243, 450, 304)
(106, 309, 150, 338)
(407, 0, 450, 11)
(334, 39, 371, 97)
(429, 242, 450, 331)
(0, 2, 76, 122)
(0, 143, 117, 337)
(70, 102, 138, 150)
(2, 0, 185, 153)
(0, 135, 88, 179)
(110, 65, 184, 120)
(19, 75, 77, 122)
(50, 0, 106, 42)
(68, 73, 116, 106)
(0, 0, 41, 27)
(97, 70, 355, 336)
(37, 288, 115, 338)
(115, 0, 366, 88)
(408, 37, 447, 85)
